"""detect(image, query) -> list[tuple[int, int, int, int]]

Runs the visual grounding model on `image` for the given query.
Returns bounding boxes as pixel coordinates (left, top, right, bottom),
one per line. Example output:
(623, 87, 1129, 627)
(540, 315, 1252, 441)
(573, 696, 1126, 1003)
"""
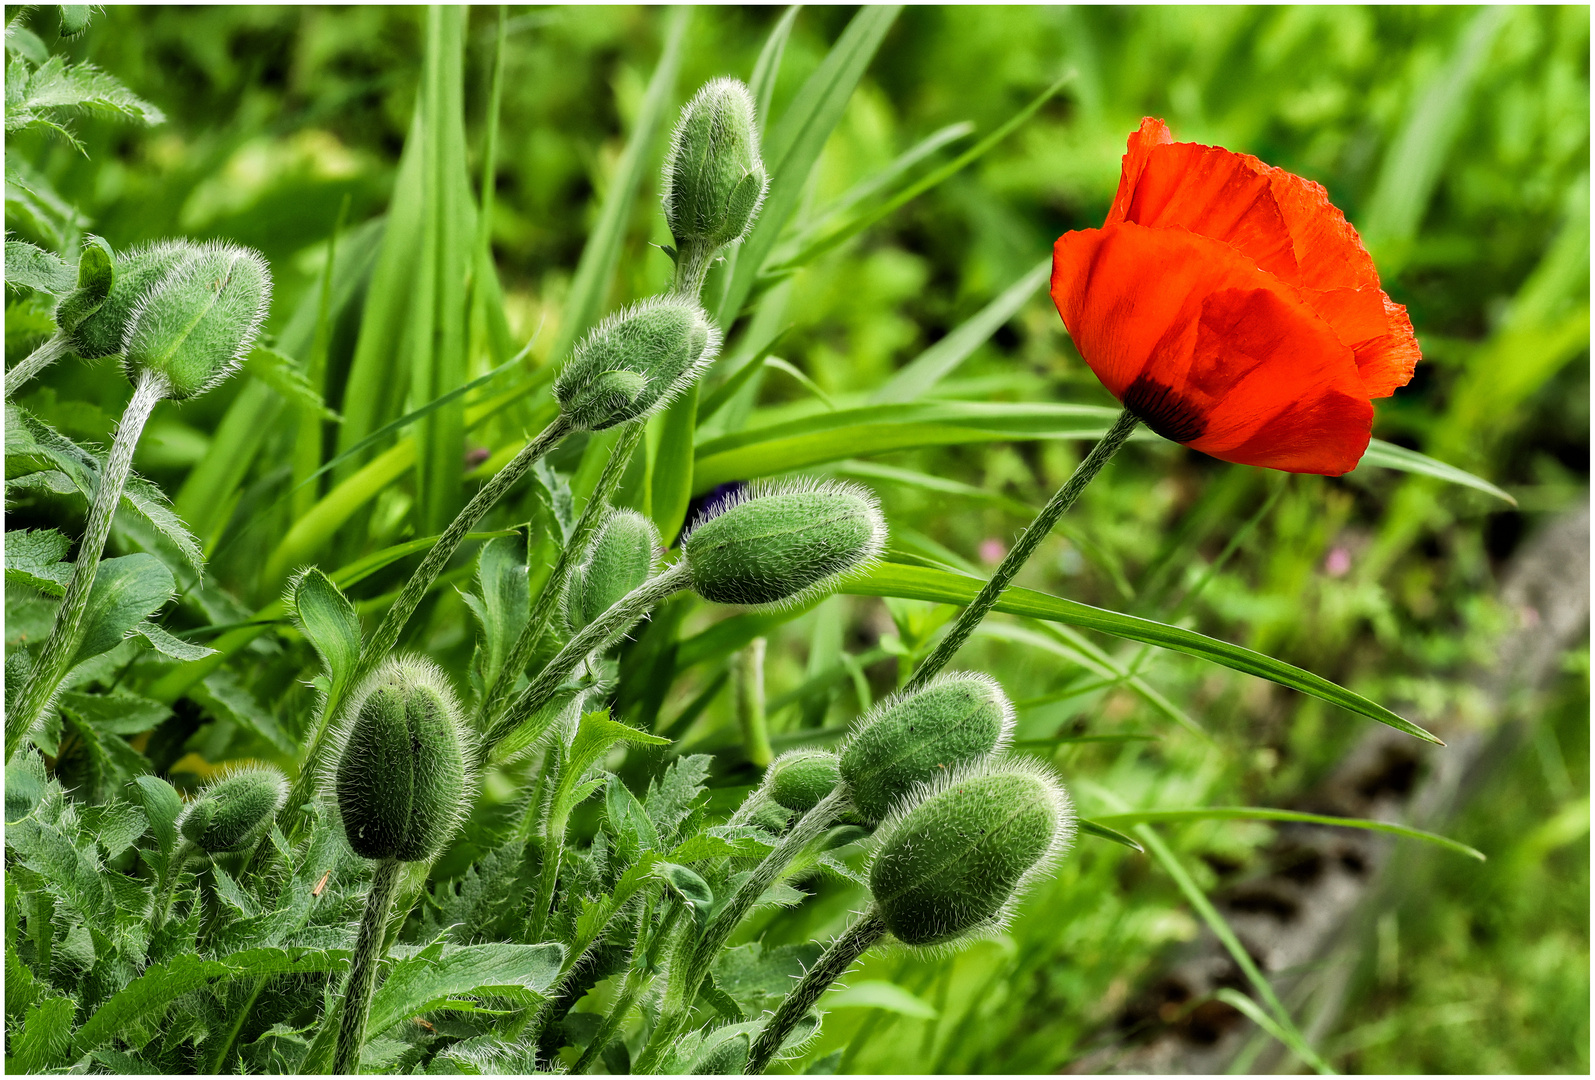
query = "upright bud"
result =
(554, 297, 720, 431)
(333, 659, 472, 863)
(840, 674, 1014, 824)
(177, 766, 288, 855)
(766, 749, 842, 813)
(869, 762, 1073, 948)
(122, 241, 271, 399)
(663, 78, 769, 250)
(566, 509, 662, 633)
(63, 240, 192, 359)
(683, 481, 885, 607)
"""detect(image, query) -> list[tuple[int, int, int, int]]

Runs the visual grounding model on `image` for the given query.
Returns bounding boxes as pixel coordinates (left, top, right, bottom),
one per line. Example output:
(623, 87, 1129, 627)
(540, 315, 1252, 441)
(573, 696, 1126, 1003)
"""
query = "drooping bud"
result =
(566, 509, 662, 633)
(177, 766, 288, 854)
(840, 673, 1014, 824)
(766, 749, 842, 813)
(122, 241, 271, 399)
(63, 240, 192, 359)
(662, 77, 769, 250)
(554, 297, 719, 431)
(869, 762, 1073, 949)
(683, 481, 885, 607)
(52, 236, 115, 334)
(333, 658, 472, 863)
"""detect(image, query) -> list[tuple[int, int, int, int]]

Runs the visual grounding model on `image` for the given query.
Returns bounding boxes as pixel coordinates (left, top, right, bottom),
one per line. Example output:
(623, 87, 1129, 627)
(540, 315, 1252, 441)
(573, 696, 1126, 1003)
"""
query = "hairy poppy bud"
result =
(334, 658, 472, 863)
(52, 236, 115, 335)
(177, 766, 287, 854)
(663, 77, 769, 250)
(63, 240, 192, 360)
(766, 749, 841, 813)
(122, 241, 271, 399)
(869, 762, 1073, 948)
(840, 673, 1014, 824)
(748, 798, 794, 835)
(683, 481, 885, 607)
(566, 509, 662, 633)
(554, 297, 719, 431)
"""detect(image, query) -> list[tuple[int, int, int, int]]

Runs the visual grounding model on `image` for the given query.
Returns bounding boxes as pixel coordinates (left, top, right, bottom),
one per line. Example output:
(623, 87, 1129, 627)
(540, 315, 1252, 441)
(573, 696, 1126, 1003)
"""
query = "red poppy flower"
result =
(1052, 118, 1419, 475)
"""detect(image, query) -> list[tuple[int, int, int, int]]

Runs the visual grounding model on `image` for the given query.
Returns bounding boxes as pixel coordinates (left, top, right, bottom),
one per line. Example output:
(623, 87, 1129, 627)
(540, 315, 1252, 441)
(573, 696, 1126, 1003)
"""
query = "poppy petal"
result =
(1212, 387, 1372, 475)
(1052, 222, 1371, 475)
(1106, 117, 1174, 227)
(1300, 287, 1421, 399)
(1266, 170, 1381, 292)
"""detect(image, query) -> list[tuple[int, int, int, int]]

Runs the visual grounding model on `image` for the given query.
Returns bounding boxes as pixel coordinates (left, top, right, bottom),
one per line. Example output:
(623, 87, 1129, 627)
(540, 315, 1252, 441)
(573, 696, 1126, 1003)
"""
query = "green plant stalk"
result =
(634, 786, 849, 1073)
(671, 237, 716, 301)
(732, 636, 772, 767)
(745, 906, 888, 1074)
(7, 371, 169, 761)
(150, 838, 197, 933)
(485, 560, 692, 754)
(478, 420, 646, 735)
(573, 898, 685, 1073)
(333, 857, 402, 1076)
(5, 331, 70, 398)
(903, 407, 1138, 694)
(209, 973, 268, 1074)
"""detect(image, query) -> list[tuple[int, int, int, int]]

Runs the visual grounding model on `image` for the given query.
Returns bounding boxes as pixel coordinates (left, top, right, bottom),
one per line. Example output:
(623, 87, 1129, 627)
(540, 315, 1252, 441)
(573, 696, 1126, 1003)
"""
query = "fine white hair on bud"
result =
(176, 764, 288, 855)
(662, 77, 769, 249)
(326, 656, 476, 864)
(764, 748, 843, 813)
(63, 239, 192, 360)
(566, 509, 663, 634)
(680, 479, 887, 609)
(868, 758, 1075, 953)
(554, 295, 721, 431)
(839, 672, 1015, 825)
(121, 240, 272, 400)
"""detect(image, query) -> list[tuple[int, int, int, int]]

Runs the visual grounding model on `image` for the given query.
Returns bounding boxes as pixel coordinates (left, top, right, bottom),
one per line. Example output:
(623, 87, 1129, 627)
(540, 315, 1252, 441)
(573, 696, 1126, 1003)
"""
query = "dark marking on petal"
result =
(1123, 374, 1208, 444)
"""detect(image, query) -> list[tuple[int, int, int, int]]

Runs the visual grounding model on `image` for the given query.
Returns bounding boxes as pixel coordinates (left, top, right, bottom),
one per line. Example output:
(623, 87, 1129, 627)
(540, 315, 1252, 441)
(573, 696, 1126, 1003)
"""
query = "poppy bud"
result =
(52, 236, 115, 335)
(554, 297, 720, 431)
(682, 481, 885, 607)
(869, 762, 1073, 948)
(766, 749, 842, 813)
(63, 240, 191, 360)
(566, 509, 662, 633)
(748, 799, 794, 835)
(122, 241, 271, 400)
(663, 78, 768, 250)
(177, 766, 287, 854)
(839, 673, 1014, 824)
(334, 658, 472, 863)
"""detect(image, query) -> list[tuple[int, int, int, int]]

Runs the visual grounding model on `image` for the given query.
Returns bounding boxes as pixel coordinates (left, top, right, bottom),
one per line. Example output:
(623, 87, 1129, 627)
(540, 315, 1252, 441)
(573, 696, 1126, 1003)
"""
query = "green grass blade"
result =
(843, 562, 1442, 744)
(716, 4, 901, 326)
(548, 6, 688, 367)
(1093, 808, 1484, 861)
(1214, 988, 1338, 1076)
(1077, 819, 1144, 852)
(750, 5, 800, 132)
(1355, 439, 1515, 505)
(831, 459, 1037, 517)
(870, 257, 1050, 404)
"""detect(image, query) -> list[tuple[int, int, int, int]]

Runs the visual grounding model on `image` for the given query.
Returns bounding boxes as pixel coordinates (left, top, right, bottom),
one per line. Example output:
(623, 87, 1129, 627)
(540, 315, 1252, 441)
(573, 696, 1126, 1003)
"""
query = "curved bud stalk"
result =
(744, 761, 1076, 1074)
(152, 766, 287, 932)
(328, 659, 474, 1076)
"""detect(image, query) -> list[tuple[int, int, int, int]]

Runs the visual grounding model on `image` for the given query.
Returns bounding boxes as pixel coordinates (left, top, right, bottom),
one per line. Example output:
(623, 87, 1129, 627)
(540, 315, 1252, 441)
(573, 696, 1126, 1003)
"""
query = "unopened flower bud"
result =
(177, 766, 287, 854)
(52, 236, 114, 335)
(566, 509, 662, 633)
(749, 799, 794, 835)
(683, 481, 885, 607)
(840, 674, 1014, 824)
(870, 762, 1073, 948)
(554, 297, 719, 431)
(122, 241, 271, 399)
(334, 659, 472, 863)
(63, 240, 191, 359)
(663, 78, 769, 249)
(766, 749, 841, 813)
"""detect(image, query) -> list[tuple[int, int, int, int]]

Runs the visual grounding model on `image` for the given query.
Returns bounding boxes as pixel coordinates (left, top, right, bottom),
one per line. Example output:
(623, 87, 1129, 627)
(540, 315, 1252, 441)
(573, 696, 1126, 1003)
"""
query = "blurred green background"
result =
(6, 5, 1588, 1073)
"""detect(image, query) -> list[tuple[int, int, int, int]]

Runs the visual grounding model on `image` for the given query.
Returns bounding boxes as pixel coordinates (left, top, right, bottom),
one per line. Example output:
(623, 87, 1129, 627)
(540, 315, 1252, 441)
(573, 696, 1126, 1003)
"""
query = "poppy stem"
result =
(904, 407, 1139, 693)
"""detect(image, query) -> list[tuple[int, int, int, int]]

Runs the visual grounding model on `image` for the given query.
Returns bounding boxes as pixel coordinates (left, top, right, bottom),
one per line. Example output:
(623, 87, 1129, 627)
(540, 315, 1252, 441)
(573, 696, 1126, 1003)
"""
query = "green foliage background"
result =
(5, 4, 1588, 1073)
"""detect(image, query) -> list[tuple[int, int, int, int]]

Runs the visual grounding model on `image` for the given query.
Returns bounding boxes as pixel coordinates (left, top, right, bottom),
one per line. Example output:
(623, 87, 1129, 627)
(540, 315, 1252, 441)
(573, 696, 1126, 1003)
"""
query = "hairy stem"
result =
(745, 907, 888, 1074)
(150, 838, 196, 934)
(484, 561, 691, 755)
(904, 408, 1139, 694)
(7, 371, 168, 761)
(333, 858, 401, 1076)
(671, 238, 715, 301)
(478, 420, 646, 737)
(634, 786, 848, 1073)
(5, 332, 70, 398)
(209, 973, 267, 1074)
(573, 899, 684, 1073)
(732, 636, 771, 767)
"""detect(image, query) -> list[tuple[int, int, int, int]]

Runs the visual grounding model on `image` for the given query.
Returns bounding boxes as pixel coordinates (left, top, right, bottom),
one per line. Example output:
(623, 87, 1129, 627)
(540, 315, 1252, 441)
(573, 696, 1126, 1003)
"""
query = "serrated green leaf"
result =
(363, 942, 563, 1040)
(243, 345, 341, 421)
(289, 567, 361, 698)
(6, 994, 76, 1072)
(5, 55, 164, 135)
(5, 527, 73, 596)
(470, 529, 530, 696)
(4, 237, 74, 294)
(129, 775, 181, 856)
(845, 562, 1440, 744)
(71, 553, 174, 668)
(191, 669, 294, 756)
(55, 691, 170, 736)
(605, 773, 659, 867)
